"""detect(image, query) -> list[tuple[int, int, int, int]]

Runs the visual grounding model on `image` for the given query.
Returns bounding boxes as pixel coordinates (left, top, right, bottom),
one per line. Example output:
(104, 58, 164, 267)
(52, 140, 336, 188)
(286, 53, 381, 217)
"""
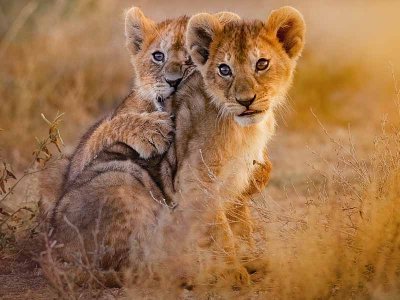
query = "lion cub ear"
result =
(214, 12, 240, 25)
(125, 7, 156, 55)
(186, 13, 222, 66)
(265, 6, 305, 60)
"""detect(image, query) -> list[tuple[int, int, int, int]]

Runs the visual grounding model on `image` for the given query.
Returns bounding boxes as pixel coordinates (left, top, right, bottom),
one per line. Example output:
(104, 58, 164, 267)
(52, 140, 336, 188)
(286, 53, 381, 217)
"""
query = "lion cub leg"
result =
(225, 198, 261, 277)
(226, 197, 254, 248)
(68, 111, 173, 182)
(199, 209, 251, 287)
(227, 151, 272, 273)
(243, 149, 272, 197)
(232, 149, 272, 244)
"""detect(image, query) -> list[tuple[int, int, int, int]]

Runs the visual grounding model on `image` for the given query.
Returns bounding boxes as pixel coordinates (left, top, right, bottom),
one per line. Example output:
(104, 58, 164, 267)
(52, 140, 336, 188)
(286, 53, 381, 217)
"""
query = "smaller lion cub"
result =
(39, 8, 193, 216)
(64, 9, 193, 187)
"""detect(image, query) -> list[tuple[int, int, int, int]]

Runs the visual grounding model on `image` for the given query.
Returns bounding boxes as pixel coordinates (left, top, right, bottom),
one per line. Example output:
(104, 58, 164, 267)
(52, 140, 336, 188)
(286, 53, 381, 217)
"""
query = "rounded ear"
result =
(214, 11, 241, 25)
(265, 6, 305, 59)
(125, 7, 156, 55)
(186, 13, 222, 66)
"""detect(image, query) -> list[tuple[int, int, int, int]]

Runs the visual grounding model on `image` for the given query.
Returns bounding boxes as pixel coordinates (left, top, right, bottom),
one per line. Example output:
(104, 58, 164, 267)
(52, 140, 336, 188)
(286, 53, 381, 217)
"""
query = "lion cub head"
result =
(125, 7, 193, 110)
(186, 6, 305, 126)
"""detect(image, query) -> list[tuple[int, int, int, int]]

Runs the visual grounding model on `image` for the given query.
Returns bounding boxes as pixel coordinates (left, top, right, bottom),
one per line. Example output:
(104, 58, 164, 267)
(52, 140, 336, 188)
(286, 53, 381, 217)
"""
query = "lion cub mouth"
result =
(238, 109, 263, 117)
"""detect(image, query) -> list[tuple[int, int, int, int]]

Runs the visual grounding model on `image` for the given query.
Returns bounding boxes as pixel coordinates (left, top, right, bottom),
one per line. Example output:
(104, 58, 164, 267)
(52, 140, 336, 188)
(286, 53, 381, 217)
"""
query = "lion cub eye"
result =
(152, 51, 165, 63)
(218, 64, 232, 77)
(185, 56, 193, 65)
(256, 58, 270, 71)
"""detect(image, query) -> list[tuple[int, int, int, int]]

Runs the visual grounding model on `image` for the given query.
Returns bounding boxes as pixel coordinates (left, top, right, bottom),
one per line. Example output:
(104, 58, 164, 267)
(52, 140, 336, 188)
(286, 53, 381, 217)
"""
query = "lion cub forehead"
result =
(215, 20, 269, 63)
(157, 17, 188, 51)
(221, 20, 265, 41)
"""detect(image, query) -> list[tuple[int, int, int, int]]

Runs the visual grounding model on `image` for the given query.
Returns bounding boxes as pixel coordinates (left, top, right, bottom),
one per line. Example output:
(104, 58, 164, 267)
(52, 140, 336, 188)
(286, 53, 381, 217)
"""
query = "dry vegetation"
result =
(1, 0, 400, 299)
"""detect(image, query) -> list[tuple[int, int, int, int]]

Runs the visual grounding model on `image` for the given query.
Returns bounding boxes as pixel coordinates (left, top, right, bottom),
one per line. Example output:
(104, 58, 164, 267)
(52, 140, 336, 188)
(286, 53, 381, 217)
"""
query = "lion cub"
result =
(39, 8, 193, 211)
(39, 9, 195, 226)
(64, 8, 194, 186)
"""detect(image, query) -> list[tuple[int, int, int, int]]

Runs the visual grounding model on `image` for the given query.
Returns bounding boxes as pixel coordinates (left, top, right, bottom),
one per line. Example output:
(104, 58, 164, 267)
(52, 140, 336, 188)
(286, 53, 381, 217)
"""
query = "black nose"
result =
(236, 95, 256, 108)
(165, 77, 182, 89)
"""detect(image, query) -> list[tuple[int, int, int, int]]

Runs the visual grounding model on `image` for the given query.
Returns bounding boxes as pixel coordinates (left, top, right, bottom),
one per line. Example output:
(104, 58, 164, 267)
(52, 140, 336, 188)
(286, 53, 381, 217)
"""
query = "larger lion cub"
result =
(155, 6, 305, 284)
(171, 6, 305, 216)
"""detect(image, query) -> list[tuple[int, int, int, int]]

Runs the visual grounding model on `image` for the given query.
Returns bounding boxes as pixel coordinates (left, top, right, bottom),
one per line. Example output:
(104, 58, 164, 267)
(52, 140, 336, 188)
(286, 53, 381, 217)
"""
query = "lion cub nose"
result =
(236, 95, 256, 108)
(165, 77, 182, 89)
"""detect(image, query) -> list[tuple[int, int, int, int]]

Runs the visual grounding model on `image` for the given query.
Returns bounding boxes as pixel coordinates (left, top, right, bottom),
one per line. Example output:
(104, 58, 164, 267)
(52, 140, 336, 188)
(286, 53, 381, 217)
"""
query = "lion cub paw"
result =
(128, 111, 174, 159)
(229, 265, 251, 287)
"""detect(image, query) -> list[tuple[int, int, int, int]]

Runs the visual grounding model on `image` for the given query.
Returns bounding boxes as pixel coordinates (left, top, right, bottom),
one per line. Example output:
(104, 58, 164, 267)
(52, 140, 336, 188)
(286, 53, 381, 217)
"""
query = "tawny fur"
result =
(38, 157, 69, 219)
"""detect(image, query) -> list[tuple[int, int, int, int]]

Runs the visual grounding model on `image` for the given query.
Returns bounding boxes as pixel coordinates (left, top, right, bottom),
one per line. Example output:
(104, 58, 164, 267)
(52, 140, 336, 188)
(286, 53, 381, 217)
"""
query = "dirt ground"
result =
(0, 254, 56, 300)
(0, 252, 124, 299)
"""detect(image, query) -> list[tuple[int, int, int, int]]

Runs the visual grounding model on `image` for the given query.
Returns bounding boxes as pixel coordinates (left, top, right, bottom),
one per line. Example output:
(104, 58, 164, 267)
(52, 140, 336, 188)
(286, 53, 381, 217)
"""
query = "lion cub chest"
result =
(217, 123, 270, 195)
(176, 116, 271, 198)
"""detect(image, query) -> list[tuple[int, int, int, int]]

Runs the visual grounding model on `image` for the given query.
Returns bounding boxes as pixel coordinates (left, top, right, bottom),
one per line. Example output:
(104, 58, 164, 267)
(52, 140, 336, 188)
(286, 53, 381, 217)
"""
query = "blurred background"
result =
(1, 0, 399, 169)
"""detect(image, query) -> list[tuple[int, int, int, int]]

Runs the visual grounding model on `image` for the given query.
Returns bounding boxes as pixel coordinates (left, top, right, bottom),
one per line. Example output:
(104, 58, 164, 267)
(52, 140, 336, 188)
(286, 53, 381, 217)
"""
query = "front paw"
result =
(129, 112, 174, 159)
(207, 264, 251, 288)
(225, 265, 251, 288)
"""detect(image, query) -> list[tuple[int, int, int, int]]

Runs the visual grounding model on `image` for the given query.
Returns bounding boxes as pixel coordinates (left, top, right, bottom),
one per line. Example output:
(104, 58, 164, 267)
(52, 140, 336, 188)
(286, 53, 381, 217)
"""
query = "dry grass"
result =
(0, 0, 131, 168)
(254, 115, 400, 299)
(1, 0, 400, 299)
(38, 222, 124, 300)
(120, 109, 400, 299)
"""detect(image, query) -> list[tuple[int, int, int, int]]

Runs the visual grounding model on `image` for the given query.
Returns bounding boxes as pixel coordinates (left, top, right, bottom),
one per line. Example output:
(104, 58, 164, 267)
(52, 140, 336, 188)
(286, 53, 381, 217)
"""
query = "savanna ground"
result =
(1, 0, 400, 299)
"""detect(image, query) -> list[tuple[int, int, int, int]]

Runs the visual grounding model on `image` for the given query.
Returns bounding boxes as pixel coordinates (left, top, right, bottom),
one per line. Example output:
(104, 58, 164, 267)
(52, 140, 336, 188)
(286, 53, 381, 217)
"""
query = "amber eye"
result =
(152, 51, 165, 62)
(256, 58, 270, 71)
(218, 64, 232, 77)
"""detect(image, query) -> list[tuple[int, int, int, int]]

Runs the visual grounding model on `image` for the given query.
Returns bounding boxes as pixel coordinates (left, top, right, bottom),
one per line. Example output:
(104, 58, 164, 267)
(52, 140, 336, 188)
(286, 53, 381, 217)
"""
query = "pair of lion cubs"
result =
(40, 6, 305, 287)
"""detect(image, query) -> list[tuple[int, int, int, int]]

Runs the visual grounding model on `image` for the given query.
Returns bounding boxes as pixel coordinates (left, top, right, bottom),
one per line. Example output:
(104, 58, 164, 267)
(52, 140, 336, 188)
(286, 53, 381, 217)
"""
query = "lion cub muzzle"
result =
(164, 60, 184, 91)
